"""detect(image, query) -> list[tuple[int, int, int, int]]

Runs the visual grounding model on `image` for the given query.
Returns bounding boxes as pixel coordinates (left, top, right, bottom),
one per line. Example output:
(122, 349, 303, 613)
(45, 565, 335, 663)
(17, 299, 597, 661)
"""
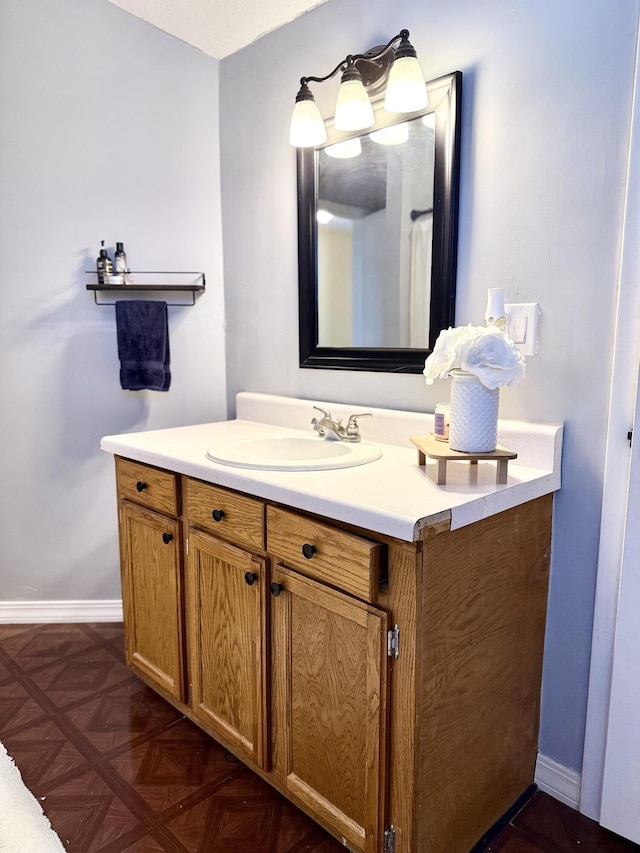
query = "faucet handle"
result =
(312, 405, 332, 420)
(346, 412, 372, 438)
(312, 405, 334, 436)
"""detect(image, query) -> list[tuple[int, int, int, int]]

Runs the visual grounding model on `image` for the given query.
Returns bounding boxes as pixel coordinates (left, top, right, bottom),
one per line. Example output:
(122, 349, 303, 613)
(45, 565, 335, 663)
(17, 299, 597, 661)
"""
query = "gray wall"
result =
(220, 0, 640, 772)
(0, 0, 226, 600)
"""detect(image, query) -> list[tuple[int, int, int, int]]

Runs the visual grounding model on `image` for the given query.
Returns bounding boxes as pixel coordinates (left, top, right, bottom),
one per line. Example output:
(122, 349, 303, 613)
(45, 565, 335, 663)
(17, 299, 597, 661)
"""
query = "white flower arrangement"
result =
(424, 324, 526, 391)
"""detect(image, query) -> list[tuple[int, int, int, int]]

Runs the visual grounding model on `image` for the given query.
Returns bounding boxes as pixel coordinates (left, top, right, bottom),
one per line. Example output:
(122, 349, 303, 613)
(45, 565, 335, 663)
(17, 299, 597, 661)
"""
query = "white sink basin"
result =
(206, 434, 382, 471)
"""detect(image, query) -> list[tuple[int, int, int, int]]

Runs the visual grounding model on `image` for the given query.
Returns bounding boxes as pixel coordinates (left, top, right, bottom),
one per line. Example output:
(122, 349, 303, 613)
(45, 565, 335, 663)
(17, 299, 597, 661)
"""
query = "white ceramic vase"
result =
(448, 369, 499, 453)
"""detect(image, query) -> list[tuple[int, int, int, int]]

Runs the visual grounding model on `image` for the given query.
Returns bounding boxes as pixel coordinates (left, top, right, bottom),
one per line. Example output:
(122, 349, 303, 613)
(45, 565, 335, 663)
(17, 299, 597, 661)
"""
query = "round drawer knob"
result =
(270, 582, 284, 597)
(162, 532, 174, 544)
(244, 572, 258, 586)
(302, 543, 317, 560)
(136, 481, 147, 492)
(212, 509, 225, 522)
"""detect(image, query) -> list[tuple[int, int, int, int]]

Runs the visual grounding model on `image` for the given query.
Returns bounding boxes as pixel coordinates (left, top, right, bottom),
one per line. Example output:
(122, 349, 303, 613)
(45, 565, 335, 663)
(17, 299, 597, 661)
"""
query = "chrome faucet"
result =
(311, 406, 372, 443)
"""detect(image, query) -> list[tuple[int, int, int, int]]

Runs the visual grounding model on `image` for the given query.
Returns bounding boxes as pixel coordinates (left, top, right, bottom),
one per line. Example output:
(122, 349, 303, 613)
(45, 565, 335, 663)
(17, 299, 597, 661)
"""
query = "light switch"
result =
(505, 303, 540, 356)
(511, 315, 528, 344)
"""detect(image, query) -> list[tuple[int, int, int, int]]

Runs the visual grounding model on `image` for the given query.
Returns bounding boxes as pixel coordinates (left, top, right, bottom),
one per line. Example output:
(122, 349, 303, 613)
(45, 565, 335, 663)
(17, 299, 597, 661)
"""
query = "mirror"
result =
(298, 71, 461, 373)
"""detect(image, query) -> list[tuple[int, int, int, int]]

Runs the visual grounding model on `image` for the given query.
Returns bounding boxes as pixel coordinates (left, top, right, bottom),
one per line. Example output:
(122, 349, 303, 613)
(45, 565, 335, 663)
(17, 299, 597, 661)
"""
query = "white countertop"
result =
(100, 392, 563, 542)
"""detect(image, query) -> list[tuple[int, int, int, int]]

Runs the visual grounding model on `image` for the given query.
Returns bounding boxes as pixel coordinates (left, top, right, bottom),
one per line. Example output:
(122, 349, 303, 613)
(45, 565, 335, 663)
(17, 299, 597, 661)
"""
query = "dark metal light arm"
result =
(298, 29, 412, 91)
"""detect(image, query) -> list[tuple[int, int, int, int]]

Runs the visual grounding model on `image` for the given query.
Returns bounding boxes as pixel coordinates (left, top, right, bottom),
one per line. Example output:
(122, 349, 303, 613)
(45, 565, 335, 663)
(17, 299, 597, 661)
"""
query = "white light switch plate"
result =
(505, 303, 540, 356)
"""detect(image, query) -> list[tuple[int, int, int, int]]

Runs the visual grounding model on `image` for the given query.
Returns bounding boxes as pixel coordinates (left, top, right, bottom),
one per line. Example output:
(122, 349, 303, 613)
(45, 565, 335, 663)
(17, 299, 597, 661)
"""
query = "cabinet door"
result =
(271, 564, 389, 853)
(187, 529, 269, 769)
(119, 501, 185, 701)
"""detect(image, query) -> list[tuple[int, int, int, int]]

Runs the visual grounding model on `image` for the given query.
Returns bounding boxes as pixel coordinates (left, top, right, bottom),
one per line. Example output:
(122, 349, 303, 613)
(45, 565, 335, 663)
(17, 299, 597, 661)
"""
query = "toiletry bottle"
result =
(96, 240, 112, 285)
(434, 402, 451, 441)
(114, 242, 128, 284)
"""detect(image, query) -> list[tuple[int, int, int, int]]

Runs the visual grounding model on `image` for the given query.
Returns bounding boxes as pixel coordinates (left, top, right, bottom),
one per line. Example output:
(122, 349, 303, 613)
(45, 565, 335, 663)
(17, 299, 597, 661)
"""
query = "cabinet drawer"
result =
(186, 479, 265, 551)
(116, 457, 179, 516)
(266, 506, 384, 603)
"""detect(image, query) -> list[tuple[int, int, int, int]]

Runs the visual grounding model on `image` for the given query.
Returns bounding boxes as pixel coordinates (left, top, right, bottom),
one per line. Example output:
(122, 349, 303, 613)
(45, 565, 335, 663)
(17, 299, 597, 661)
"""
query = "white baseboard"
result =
(535, 753, 582, 810)
(0, 600, 123, 624)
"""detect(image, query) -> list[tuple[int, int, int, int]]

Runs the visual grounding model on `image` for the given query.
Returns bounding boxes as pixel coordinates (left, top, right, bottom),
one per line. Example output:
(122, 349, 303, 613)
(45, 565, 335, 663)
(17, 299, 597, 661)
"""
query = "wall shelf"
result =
(86, 271, 205, 305)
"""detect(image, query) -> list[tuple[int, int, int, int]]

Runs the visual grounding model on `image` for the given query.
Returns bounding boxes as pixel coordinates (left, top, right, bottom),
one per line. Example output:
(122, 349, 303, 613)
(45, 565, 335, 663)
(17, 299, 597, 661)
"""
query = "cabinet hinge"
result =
(387, 625, 400, 659)
(185, 537, 189, 555)
(383, 825, 396, 853)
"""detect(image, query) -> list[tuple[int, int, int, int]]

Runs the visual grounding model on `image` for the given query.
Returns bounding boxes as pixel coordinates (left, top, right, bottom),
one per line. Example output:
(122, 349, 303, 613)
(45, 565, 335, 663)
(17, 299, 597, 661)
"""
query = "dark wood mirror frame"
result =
(297, 70, 462, 373)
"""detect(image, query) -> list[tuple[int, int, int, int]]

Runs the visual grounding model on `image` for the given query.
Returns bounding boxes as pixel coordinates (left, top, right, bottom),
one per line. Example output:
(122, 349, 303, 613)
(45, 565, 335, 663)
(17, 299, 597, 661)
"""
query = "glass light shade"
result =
(334, 79, 375, 131)
(369, 122, 409, 145)
(384, 56, 428, 113)
(324, 137, 362, 159)
(289, 98, 328, 147)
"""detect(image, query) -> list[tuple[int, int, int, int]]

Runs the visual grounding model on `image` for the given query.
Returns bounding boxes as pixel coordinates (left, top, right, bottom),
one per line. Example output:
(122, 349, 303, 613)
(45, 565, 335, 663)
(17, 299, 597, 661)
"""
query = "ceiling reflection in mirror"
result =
(298, 71, 461, 373)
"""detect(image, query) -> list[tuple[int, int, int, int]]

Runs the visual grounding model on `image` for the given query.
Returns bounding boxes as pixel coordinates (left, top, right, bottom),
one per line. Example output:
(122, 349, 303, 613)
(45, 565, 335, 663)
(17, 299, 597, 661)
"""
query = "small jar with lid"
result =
(434, 403, 450, 441)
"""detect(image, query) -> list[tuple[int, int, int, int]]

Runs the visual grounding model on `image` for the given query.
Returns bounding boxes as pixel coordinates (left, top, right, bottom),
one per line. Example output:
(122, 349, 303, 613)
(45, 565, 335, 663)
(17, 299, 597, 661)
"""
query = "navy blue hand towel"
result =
(115, 300, 171, 392)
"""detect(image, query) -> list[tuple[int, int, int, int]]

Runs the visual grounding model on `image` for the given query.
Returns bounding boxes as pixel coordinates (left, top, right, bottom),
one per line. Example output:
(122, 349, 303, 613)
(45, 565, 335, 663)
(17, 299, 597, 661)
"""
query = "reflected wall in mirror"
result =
(298, 71, 461, 373)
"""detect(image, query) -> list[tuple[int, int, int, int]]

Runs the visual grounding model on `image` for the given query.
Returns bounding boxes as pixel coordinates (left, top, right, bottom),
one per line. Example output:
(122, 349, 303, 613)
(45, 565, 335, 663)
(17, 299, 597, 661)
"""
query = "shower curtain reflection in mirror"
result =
(409, 212, 433, 347)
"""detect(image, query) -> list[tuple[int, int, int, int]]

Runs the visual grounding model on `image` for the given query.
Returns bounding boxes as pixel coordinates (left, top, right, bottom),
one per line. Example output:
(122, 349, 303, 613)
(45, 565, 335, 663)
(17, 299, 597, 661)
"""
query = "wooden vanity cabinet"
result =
(183, 478, 270, 767)
(113, 455, 554, 853)
(185, 477, 265, 551)
(115, 458, 185, 702)
(266, 504, 390, 852)
(266, 505, 384, 601)
(186, 529, 269, 768)
(270, 563, 390, 853)
(380, 496, 554, 853)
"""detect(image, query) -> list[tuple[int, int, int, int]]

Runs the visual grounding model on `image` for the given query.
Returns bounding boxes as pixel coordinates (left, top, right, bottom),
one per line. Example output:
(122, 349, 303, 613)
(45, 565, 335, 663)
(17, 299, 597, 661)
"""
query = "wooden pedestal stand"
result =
(410, 434, 517, 486)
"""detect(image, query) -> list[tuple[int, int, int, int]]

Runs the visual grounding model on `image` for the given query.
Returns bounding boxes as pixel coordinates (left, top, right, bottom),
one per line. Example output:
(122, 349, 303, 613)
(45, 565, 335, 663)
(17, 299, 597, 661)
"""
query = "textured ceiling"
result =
(107, 0, 330, 59)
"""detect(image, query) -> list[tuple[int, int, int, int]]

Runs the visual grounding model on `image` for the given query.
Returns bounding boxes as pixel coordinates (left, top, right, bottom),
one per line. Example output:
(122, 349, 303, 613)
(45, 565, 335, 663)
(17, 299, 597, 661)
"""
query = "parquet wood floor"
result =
(0, 623, 636, 852)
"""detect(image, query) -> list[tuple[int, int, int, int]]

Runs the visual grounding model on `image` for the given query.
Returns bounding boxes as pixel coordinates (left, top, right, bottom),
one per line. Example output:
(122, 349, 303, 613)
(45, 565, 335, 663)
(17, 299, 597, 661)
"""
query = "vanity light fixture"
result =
(289, 29, 428, 147)
(334, 68, 375, 131)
